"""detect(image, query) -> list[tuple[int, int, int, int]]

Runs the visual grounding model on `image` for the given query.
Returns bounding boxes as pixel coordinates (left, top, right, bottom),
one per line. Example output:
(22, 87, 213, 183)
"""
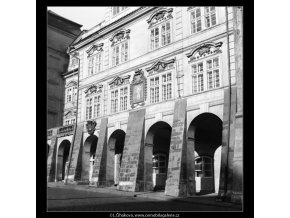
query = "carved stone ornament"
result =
(145, 58, 176, 74)
(109, 29, 131, 46)
(65, 80, 77, 88)
(86, 120, 97, 135)
(130, 69, 147, 108)
(71, 51, 79, 59)
(147, 8, 173, 28)
(64, 110, 77, 118)
(84, 84, 103, 97)
(86, 43, 104, 57)
(186, 42, 223, 62)
(108, 75, 131, 89)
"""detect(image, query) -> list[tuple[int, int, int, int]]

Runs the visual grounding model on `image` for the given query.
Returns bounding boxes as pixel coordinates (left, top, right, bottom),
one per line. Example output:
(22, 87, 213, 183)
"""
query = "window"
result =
(189, 7, 217, 34)
(66, 88, 72, 102)
(88, 53, 102, 76)
(110, 86, 129, 113)
(112, 41, 128, 67)
(190, 7, 202, 34)
(150, 72, 172, 104)
(195, 156, 213, 178)
(150, 21, 171, 50)
(205, 7, 217, 28)
(64, 118, 75, 126)
(86, 95, 102, 120)
(192, 56, 220, 93)
(112, 7, 128, 16)
(86, 98, 93, 120)
(152, 153, 167, 174)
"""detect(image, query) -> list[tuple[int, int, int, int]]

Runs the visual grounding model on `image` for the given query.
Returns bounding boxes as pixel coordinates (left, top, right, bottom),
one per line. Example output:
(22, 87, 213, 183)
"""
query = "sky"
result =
(48, 7, 106, 30)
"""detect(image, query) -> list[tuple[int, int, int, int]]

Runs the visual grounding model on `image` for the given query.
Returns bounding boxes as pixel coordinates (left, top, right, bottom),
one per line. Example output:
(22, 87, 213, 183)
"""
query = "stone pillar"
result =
(118, 109, 146, 192)
(165, 99, 187, 197)
(187, 137, 196, 196)
(90, 118, 109, 186)
(65, 123, 84, 183)
(47, 132, 58, 182)
(231, 6, 243, 204)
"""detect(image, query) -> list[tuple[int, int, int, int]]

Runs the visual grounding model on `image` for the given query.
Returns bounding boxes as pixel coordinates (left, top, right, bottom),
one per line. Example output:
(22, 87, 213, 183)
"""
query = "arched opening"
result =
(81, 135, 98, 181)
(107, 129, 126, 186)
(56, 140, 71, 181)
(188, 113, 222, 195)
(145, 121, 172, 191)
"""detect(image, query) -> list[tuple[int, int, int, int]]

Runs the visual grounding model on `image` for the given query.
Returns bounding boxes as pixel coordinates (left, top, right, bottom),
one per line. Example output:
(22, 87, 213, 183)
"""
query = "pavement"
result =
(47, 182, 242, 210)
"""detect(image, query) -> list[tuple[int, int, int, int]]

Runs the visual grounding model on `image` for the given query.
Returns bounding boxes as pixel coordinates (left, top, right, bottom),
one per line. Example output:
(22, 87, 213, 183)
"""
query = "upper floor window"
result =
(88, 52, 102, 76)
(64, 118, 75, 126)
(112, 7, 128, 16)
(112, 41, 128, 67)
(84, 84, 103, 120)
(66, 86, 77, 103)
(192, 56, 220, 93)
(189, 7, 217, 34)
(150, 21, 171, 50)
(150, 72, 172, 104)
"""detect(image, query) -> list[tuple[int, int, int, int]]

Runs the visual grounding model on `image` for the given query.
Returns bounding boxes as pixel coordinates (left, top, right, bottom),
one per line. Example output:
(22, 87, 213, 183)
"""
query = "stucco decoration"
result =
(186, 42, 223, 62)
(86, 43, 104, 57)
(146, 58, 176, 75)
(65, 80, 77, 88)
(109, 29, 131, 46)
(84, 84, 103, 97)
(130, 69, 147, 108)
(86, 120, 97, 135)
(108, 75, 131, 89)
(147, 8, 173, 28)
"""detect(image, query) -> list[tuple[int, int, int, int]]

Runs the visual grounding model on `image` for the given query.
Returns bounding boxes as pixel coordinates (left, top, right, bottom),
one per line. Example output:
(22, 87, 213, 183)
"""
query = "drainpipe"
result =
(65, 52, 80, 185)
(223, 6, 232, 198)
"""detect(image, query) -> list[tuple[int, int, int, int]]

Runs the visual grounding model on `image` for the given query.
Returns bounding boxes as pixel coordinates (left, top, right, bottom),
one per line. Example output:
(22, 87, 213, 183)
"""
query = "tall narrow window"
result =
(73, 87, 77, 101)
(150, 21, 171, 50)
(190, 7, 202, 34)
(161, 22, 171, 46)
(162, 73, 172, 101)
(95, 53, 102, 73)
(88, 56, 94, 76)
(94, 95, 101, 118)
(207, 57, 220, 89)
(150, 77, 159, 103)
(86, 98, 93, 120)
(192, 62, 204, 93)
(66, 88, 72, 102)
(120, 87, 128, 111)
(112, 41, 128, 67)
(111, 90, 119, 113)
(205, 7, 216, 28)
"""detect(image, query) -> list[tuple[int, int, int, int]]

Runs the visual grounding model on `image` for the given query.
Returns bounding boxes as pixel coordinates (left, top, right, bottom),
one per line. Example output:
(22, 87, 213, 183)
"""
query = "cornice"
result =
(69, 7, 157, 53)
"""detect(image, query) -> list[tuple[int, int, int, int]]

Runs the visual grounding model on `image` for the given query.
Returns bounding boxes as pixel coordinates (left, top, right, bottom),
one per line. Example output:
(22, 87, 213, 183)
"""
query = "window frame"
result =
(85, 92, 102, 121)
(188, 7, 218, 36)
(191, 55, 221, 94)
(110, 85, 130, 114)
(87, 51, 103, 77)
(149, 19, 172, 51)
(149, 71, 173, 104)
(111, 40, 129, 67)
(112, 7, 128, 17)
(194, 156, 213, 178)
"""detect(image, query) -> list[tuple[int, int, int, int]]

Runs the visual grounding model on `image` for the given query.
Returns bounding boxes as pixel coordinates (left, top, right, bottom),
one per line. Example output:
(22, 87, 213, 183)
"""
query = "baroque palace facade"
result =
(47, 7, 243, 203)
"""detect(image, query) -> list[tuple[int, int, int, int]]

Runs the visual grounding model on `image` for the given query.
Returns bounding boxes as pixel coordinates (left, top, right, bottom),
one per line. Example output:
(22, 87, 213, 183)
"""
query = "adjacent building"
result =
(47, 10, 82, 129)
(47, 7, 243, 204)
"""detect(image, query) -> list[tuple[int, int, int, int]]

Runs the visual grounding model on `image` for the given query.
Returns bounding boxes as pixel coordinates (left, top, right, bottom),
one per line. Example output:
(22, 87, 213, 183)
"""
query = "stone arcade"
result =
(47, 7, 243, 203)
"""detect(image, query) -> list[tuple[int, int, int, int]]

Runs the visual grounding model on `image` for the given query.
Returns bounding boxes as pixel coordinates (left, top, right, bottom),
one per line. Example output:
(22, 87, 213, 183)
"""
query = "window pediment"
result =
(110, 29, 130, 46)
(147, 8, 173, 28)
(64, 110, 76, 118)
(186, 42, 223, 62)
(108, 75, 131, 89)
(86, 43, 104, 57)
(84, 84, 103, 97)
(65, 80, 77, 88)
(146, 58, 175, 75)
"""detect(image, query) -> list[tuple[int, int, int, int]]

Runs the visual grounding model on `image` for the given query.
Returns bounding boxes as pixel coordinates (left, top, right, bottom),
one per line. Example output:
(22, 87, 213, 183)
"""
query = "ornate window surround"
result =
(146, 58, 176, 104)
(108, 75, 131, 114)
(186, 42, 223, 94)
(130, 69, 147, 108)
(110, 29, 130, 67)
(147, 8, 174, 51)
(86, 43, 104, 77)
(84, 84, 103, 120)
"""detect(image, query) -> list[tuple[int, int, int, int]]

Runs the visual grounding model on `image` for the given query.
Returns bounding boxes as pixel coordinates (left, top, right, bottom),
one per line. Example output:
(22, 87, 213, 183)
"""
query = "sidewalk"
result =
(47, 182, 242, 210)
